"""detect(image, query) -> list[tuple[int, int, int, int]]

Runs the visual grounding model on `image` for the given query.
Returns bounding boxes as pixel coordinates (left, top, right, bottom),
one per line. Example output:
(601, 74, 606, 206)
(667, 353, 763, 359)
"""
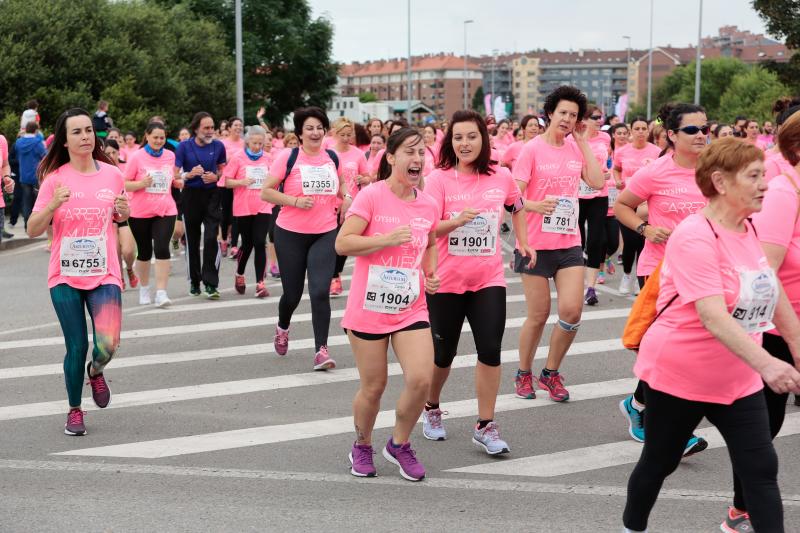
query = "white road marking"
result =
(1, 459, 798, 505)
(53, 378, 637, 458)
(447, 414, 800, 478)
(0, 339, 624, 416)
(0, 300, 629, 351)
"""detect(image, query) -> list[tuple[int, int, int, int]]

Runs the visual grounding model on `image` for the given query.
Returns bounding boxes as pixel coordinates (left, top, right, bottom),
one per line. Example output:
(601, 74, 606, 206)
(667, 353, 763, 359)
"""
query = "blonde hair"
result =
(332, 117, 354, 133)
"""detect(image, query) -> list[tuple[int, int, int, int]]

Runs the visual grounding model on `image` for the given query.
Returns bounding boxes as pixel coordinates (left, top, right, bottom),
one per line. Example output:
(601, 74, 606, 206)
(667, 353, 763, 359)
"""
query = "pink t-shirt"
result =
(613, 142, 661, 184)
(334, 145, 369, 199)
(501, 140, 525, 171)
(763, 149, 795, 183)
(272, 138, 285, 150)
(271, 148, 343, 234)
(425, 167, 521, 294)
(33, 162, 124, 290)
(513, 135, 587, 251)
(636, 214, 767, 404)
(219, 138, 244, 187)
(120, 143, 140, 163)
(340, 180, 439, 334)
(124, 149, 177, 219)
(626, 155, 707, 277)
(578, 132, 610, 199)
(423, 145, 438, 177)
(0, 135, 8, 209)
(752, 173, 800, 333)
(369, 148, 385, 177)
(223, 150, 274, 217)
(322, 136, 337, 151)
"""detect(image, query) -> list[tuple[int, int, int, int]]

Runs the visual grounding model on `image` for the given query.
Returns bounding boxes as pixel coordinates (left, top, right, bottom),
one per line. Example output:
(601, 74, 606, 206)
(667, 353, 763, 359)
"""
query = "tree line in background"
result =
(0, 0, 338, 139)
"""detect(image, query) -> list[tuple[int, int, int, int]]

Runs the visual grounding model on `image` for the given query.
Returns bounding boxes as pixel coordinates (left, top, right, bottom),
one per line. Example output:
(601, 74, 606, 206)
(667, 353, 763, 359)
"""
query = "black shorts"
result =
(513, 246, 583, 278)
(345, 321, 429, 341)
(113, 220, 129, 228)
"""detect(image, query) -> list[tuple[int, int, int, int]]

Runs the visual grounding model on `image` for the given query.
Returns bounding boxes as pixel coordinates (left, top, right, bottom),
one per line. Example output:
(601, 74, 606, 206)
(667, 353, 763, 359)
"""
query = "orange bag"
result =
(622, 260, 678, 351)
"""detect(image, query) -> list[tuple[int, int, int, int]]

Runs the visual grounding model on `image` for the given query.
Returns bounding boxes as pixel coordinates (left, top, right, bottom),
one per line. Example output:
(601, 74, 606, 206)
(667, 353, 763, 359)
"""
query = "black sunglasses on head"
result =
(674, 124, 710, 135)
(589, 115, 603, 120)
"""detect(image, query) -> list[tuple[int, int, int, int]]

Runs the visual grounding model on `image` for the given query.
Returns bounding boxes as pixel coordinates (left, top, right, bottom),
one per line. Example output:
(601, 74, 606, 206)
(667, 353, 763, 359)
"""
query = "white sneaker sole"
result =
(155, 298, 171, 308)
(381, 446, 424, 481)
(64, 427, 86, 436)
(313, 360, 336, 371)
(348, 452, 376, 478)
(472, 437, 510, 455)
(422, 429, 446, 441)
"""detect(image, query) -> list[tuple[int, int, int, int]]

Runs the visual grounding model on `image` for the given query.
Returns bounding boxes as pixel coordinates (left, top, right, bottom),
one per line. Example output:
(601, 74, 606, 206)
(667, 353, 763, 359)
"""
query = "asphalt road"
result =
(0, 227, 798, 533)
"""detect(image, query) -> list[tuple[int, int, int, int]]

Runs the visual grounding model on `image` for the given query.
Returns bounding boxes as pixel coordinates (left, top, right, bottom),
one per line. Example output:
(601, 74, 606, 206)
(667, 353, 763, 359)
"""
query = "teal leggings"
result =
(50, 283, 122, 407)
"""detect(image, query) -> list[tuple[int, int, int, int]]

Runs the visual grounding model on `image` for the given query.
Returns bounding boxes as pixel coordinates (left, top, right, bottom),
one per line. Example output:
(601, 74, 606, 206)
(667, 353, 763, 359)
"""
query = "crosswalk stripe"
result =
(0, 304, 631, 352)
(52, 378, 637, 458)
(446, 413, 800, 478)
(0, 338, 624, 417)
(2, 306, 619, 380)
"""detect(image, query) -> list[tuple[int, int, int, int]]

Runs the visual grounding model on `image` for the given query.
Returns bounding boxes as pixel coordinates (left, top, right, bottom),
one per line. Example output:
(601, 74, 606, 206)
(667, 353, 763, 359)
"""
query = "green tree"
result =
(358, 92, 378, 103)
(0, 0, 235, 139)
(152, 0, 339, 126)
(752, 0, 800, 48)
(652, 57, 748, 119)
(472, 86, 485, 114)
(717, 67, 790, 123)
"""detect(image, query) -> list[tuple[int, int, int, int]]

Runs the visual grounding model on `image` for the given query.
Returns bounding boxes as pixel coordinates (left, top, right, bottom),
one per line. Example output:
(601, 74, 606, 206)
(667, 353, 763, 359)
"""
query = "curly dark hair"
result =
(292, 106, 329, 140)
(542, 85, 587, 125)
(657, 102, 706, 150)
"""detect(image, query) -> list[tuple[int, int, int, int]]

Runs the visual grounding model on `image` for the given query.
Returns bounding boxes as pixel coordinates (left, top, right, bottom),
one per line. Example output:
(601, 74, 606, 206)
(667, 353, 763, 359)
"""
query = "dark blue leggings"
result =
(50, 283, 122, 407)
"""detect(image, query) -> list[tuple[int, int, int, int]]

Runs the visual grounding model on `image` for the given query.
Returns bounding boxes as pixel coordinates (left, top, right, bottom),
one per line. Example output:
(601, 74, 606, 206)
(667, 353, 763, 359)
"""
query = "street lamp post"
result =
(646, 0, 654, 119)
(463, 19, 474, 110)
(235, 0, 243, 118)
(491, 49, 499, 112)
(694, 0, 703, 105)
(623, 35, 631, 122)
(407, 0, 412, 122)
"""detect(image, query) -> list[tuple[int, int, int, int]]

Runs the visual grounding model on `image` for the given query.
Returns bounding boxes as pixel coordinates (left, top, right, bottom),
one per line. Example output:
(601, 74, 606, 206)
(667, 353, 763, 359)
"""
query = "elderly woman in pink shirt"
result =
(622, 137, 800, 533)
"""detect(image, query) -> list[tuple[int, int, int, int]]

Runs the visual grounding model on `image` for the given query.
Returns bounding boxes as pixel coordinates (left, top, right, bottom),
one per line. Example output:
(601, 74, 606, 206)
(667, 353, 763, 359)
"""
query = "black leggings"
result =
(732, 332, 793, 512)
(604, 216, 619, 258)
(236, 213, 271, 282)
(128, 215, 177, 261)
(427, 286, 506, 368)
(220, 188, 234, 242)
(274, 225, 337, 351)
(334, 222, 347, 276)
(620, 224, 644, 275)
(623, 383, 782, 532)
(579, 196, 608, 269)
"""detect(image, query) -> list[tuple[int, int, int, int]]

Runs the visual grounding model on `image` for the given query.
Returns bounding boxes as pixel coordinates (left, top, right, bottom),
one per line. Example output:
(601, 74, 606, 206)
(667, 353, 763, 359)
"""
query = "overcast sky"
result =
(307, 0, 774, 63)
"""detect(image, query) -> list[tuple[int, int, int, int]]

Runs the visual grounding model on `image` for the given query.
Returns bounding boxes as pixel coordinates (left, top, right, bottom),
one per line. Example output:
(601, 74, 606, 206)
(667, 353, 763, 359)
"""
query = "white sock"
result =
(156, 289, 167, 298)
(623, 528, 647, 533)
(631, 397, 645, 412)
(140, 285, 150, 293)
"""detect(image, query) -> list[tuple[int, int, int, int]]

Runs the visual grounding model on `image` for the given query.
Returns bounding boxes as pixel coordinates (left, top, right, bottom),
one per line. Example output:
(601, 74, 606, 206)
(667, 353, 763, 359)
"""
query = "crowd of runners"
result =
(4, 85, 800, 532)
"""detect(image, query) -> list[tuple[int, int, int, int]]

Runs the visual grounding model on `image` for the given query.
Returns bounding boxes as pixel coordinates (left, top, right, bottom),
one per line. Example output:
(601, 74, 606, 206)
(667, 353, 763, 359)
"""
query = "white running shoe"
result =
(422, 408, 447, 441)
(472, 421, 510, 455)
(154, 290, 171, 308)
(619, 274, 634, 295)
(139, 286, 151, 305)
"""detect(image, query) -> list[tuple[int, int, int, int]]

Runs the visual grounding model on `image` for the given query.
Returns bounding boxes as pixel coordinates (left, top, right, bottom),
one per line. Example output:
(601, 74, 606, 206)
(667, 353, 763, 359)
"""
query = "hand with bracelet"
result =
(294, 195, 314, 209)
(637, 221, 671, 244)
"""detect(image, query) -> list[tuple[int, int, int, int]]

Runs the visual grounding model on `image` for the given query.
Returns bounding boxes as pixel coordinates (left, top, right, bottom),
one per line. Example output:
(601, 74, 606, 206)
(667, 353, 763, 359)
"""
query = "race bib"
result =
(608, 185, 619, 208)
(542, 195, 579, 234)
(578, 180, 596, 197)
(246, 166, 266, 190)
(363, 265, 420, 314)
(299, 165, 337, 196)
(731, 269, 778, 334)
(448, 210, 499, 256)
(59, 236, 108, 277)
(145, 167, 171, 194)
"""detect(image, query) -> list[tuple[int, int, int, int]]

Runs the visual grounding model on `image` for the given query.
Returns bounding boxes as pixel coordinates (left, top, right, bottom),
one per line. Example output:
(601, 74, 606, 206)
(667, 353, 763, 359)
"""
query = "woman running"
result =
(220, 117, 244, 258)
(512, 85, 604, 402)
(578, 106, 612, 306)
(501, 114, 539, 172)
(623, 137, 800, 533)
(614, 103, 710, 455)
(27, 108, 130, 436)
(611, 117, 661, 294)
(596, 122, 630, 285)
(336, 127, 439, 481)
(261, 107, 346, 370)
(422, 110, 531, 454)
(223, 125, 274, 298)
(125, 122, 180, 307)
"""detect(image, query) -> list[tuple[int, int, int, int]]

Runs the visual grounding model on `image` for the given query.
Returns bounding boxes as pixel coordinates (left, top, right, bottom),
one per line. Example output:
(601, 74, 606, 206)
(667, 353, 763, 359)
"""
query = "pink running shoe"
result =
(86, 362, 111, 408)
(234, 274, 246, 295)
(64, 408, 86, 436)
(313, 345, 336, 370)
(538, 371, 570, 402)
(329, 276, 343, 297)
(255, 281, 269, 298)
(274, 325, 289, 356)
(219, 240, 228, 258)
(514, 370, 536, 399)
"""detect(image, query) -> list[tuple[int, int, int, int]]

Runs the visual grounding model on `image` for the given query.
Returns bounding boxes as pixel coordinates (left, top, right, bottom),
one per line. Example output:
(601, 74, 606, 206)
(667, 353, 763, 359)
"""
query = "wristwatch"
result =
(636, 222, 649, 235)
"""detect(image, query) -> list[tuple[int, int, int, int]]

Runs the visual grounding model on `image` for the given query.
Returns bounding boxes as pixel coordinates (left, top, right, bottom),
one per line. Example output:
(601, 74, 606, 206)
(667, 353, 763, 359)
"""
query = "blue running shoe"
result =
(683, 435, 708, 457)
(619, 395, 645, 442)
